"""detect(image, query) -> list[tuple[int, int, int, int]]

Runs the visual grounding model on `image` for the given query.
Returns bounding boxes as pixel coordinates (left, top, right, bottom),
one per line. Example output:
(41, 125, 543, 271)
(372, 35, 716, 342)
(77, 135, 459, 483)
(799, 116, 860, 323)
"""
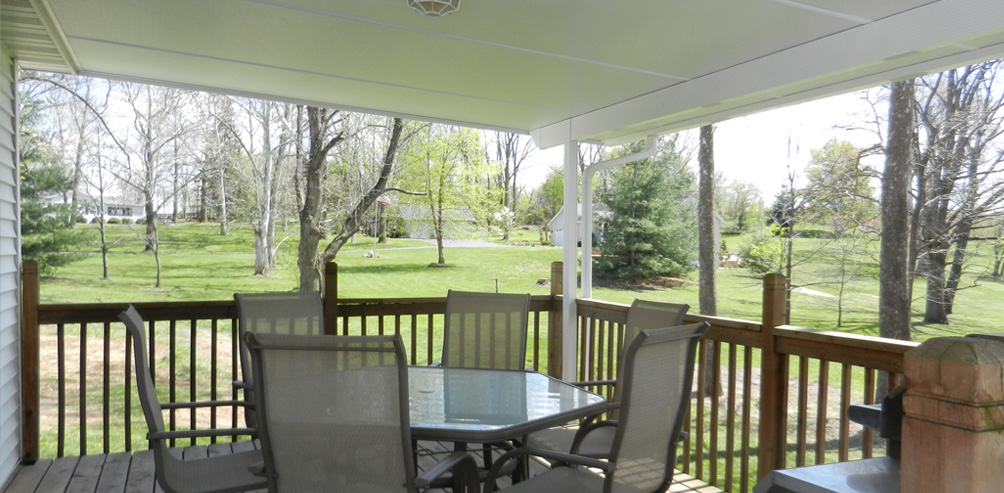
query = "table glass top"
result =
(408, 366, 605, 433)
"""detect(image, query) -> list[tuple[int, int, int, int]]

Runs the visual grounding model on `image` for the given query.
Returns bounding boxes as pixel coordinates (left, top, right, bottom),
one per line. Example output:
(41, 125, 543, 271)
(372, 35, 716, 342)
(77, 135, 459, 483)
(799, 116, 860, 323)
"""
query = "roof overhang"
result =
(3, 0, 1004, 148)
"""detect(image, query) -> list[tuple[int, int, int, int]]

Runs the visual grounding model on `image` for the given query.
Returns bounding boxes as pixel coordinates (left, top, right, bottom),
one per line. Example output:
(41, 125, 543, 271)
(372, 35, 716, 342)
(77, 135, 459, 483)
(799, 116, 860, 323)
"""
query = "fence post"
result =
(757, 273, 788, 479)
(547, 262, 563, 379)
(323, 262, 338, 335)
(21, 261, 40, 464)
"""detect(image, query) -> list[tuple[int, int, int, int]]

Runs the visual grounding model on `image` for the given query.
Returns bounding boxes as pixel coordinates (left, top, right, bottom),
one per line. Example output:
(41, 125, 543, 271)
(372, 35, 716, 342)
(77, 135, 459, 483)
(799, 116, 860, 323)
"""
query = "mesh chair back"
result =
(609, 300, 690, 408)
(119, 305, 166, 441)
(442, 290, 531, 370)
(607, 322, 708, 493)
(623, 299, 689, 348)
(235, 291, 323, 428)
(245, 333, 415, 492)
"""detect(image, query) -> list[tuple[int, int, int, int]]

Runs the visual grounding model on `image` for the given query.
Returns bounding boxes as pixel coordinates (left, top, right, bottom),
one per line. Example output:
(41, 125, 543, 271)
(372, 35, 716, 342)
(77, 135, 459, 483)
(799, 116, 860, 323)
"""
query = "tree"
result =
(913, 62, 1004, 323)
(720, 180, 762, 232)
(18, 91, 83, 274)
(594, 138, 696, 283)
(296, 106, 345, 291)
(524, 168, 564, 244)
(312, 117, 409, 291)
(492, 131, 534, 238)
(879, 79, 915, 341)
(399, 125, 484, 266)
(115, 83, 198, 286)
(698, 125, 717, 316)
(802, 139, 878, 235)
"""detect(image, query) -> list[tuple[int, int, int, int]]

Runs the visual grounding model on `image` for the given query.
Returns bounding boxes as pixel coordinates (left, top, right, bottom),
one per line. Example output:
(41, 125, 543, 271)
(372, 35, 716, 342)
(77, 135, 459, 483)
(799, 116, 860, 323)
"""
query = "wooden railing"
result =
(564, 268, 918, 492)
(20, 262, 919, 492)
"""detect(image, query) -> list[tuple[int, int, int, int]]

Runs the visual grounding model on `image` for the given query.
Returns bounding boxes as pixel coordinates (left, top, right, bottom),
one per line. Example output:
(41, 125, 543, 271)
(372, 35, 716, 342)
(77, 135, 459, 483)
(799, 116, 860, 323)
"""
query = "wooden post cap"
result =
(904, 337, 1004, 431)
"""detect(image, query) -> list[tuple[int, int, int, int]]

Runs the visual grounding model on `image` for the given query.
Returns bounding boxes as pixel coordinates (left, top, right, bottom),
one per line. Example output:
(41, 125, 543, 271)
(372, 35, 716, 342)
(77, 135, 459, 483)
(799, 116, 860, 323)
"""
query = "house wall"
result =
(0, 46, 22, 484)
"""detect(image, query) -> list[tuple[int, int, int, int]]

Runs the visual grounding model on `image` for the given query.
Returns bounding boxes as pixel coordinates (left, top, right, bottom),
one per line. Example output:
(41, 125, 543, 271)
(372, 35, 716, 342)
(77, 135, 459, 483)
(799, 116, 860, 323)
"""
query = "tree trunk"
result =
(254, 105, 274, 276)
(218, 167, 229, 236)
(879, 79, 914, 341)
(320, 118, 405, 265)
(944, 217, 972, 314)
(298, 107, 344, 292)
(697, 125, 718, 398)
(698, 125, 718, 316)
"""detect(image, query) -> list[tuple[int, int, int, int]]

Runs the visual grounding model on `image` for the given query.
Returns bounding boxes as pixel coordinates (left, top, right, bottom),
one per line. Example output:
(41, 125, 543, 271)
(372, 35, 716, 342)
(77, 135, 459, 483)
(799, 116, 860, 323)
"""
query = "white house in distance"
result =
(548, 203, 610, 247)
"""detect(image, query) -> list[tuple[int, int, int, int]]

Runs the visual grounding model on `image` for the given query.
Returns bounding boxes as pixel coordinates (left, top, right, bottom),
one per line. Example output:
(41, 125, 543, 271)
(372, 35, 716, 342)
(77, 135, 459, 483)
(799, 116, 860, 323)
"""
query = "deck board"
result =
(5, 441, 722, 492)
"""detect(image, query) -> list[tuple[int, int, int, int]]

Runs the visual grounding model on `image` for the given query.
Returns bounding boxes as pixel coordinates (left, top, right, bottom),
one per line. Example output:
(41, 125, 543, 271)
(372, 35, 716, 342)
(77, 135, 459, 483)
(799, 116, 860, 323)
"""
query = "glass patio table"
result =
(408, 366, 608, 443)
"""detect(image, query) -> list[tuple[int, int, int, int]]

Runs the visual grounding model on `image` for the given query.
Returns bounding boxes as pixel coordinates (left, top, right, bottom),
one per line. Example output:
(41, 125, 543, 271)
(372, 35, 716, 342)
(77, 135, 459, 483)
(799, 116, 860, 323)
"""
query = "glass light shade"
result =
(408, 0, 460, 17)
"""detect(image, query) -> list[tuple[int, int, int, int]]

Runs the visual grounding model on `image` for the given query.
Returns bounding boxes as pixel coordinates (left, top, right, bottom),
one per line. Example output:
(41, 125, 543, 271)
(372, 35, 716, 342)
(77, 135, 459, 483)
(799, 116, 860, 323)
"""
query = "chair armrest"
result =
(161, 400, 251, 410)
(148, 427, 256, 440)
(573, 379, 615, 389)
(413, 451, 479, 492)
(848, 403, 882, 431)
(483, 447, 612, 493)
(570, 419, 618, 454)
(233, 380, 254, 391)
(247, 461, 267, 477)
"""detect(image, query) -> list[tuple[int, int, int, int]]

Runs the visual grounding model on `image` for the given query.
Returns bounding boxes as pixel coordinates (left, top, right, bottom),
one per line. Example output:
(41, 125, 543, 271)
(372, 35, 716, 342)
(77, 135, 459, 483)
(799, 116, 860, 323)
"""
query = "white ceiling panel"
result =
(2, 0, 1002, 146)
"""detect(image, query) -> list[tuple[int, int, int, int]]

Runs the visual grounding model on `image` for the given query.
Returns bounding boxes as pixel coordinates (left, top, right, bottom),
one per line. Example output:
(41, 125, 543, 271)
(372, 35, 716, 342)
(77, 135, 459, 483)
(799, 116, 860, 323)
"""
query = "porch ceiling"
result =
(3, 0, 1004, 147)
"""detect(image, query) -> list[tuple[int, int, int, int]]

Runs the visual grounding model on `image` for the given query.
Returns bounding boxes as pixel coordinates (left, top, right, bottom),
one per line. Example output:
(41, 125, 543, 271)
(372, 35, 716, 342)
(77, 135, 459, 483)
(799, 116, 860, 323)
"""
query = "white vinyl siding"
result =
(0, 45, 22, 486)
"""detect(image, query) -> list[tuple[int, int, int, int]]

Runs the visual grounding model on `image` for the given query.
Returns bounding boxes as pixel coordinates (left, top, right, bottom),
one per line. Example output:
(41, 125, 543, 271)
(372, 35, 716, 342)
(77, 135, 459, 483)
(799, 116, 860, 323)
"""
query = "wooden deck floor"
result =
(4, 441, 724, 492)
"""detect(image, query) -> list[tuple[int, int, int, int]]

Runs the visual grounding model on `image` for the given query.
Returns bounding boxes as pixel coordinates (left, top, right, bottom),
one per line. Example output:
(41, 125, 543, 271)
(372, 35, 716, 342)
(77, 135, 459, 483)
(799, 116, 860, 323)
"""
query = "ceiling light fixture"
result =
(408, 0, 460, 17)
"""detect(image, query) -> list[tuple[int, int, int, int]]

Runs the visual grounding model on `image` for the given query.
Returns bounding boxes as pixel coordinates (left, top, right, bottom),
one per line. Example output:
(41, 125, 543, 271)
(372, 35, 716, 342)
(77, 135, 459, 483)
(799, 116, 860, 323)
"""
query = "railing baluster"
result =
(79, 322, 87, 456)
(210, 318, 218, 441)
(57, 323, 65, 458)
(741, 346, 753, 493)
(710, 341, 721, 486)
(815, 359, 830, 464)
(726, 343, 737, 491)
(839, 363, 852, 461)
(169, 319, 176, 447)
(189, 319, 197, 446)
(124, 328, 132, 452)
(695, 338, 706, 481)
(103, 321, 111, 454)
(231, 316, 239, 431)
(863, 367, 876, 458)
(796, 356, 809, 467)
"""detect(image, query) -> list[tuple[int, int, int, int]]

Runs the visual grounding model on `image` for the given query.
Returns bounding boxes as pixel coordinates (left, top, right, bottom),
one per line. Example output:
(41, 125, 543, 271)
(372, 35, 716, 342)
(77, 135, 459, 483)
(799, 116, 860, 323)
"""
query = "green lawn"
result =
(41, 222, 1004, 341)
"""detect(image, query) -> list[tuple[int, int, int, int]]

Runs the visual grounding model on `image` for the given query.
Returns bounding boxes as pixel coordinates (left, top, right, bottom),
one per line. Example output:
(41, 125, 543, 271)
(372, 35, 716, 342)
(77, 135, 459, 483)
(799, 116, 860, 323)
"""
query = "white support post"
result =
(561, 140, 579, 381)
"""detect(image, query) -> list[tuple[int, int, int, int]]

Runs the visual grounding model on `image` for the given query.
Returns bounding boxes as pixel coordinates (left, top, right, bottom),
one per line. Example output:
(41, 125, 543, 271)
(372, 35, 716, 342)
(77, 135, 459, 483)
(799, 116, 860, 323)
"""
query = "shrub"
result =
(121, 218, 133, 225)
(107, 217, 121, 224)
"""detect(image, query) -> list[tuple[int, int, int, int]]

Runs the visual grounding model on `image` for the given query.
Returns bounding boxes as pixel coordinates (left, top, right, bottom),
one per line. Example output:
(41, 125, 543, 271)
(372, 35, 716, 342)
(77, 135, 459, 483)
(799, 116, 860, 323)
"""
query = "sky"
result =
(518, 88, 887, 202)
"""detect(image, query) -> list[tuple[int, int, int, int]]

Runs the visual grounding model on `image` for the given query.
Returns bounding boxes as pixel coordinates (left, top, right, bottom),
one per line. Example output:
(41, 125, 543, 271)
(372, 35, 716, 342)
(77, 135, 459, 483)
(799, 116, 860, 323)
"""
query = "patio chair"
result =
(118, 305, 267, 493)
(526, 299, 690, 458)
(243, 332, 480, 492)
(483, 322, 710, 493)
(441, 290, 532, 370)
(233, 291, 324, 428)
(438, 290, 531, 477)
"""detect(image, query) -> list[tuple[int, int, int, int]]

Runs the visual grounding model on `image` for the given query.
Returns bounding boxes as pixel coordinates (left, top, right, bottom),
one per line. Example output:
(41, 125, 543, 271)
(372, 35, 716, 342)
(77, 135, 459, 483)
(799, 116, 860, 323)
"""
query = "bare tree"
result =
(913, 61, 1004, 323)
(493, 131, 535, 238)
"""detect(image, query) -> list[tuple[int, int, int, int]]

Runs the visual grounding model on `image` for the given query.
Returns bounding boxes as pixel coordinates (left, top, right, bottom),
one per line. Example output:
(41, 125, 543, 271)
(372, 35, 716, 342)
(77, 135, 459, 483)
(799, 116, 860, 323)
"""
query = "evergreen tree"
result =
(19, 94, 83, 274)
(595, 139, 696, 282)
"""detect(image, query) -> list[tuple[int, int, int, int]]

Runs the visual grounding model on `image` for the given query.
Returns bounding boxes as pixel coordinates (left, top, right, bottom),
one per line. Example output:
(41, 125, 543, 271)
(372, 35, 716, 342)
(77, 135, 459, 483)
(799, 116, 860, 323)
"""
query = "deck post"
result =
(901, 337, 1004, 492)
(323, 262, 338, 335)
(21, 261, 40, 464)
(547, 261, 563, 379)
(757, 273, 788, 479)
